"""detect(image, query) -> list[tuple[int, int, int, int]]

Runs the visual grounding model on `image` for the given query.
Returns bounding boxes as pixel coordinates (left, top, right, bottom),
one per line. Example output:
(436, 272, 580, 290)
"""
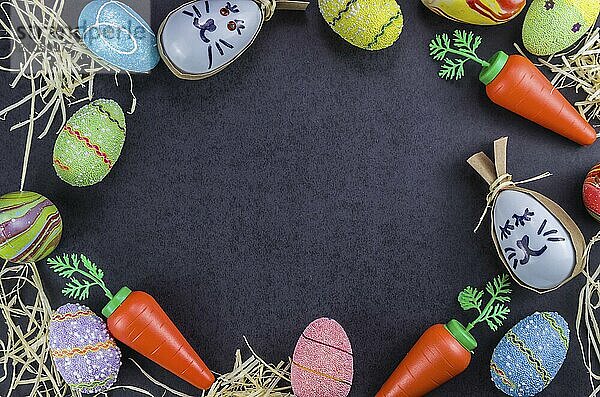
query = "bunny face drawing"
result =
(159, 0, 263, 78)
(492, 190, 576, 290)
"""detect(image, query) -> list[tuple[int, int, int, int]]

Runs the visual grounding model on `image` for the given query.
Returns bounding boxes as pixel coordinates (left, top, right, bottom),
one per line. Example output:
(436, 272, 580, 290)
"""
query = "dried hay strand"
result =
(535, 28, 600, 126)
(0, 260, 196, 397)
(0, 0, 135, 139)
(201, 338, 294, 397)
(0, 260, 69, 396)
(133, 336, 295, 397)
(0, 260, 294, 396)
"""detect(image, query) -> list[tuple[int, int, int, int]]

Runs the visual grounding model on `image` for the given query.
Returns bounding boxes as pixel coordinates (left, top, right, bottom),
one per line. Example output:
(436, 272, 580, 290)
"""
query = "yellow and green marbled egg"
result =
(523, 0, 600, 55)
(0, 191, 62, 264)
(421, 0, 526, 25)
(53, 99, 126, 187)
(318, 0, 404, 50)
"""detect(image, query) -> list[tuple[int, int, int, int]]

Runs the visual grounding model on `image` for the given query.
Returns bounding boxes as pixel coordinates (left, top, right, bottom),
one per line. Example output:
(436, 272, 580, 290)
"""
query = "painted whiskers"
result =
(158, 0, 309, 80)
(468, 137, 586, 292)
(501, 209, 567, 270)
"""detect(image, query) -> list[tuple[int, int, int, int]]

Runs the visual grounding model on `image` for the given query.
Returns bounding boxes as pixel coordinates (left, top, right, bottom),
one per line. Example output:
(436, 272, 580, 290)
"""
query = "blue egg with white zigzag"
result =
(490, 312, 569, 397)
(79, 0, 160, 72)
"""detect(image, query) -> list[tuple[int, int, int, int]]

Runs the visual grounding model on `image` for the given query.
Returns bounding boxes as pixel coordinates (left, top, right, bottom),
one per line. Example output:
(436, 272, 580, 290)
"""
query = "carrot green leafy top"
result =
(458, 274, 511, 332)
(47, 253, 114, 300)
(429, 30, 490, 80)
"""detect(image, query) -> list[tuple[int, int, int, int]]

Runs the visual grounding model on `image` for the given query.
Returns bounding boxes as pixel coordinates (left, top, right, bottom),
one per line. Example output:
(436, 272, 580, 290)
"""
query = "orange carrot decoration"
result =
(376, 274, 512, 397)
(429, 30, 596, 145)
(103, 288, 215, 390)
(47, 254, 215, 390)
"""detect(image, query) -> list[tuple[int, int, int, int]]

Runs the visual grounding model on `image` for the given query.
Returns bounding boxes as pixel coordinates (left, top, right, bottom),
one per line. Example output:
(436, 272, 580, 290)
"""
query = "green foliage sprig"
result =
(47, 253, 114, 300)
(458, 274, 511, 332)
(429, 30, 490, 80)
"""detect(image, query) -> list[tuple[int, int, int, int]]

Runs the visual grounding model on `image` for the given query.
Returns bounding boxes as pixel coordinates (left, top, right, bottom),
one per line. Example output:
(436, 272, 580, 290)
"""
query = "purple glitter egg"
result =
(49, 303, 121, 394)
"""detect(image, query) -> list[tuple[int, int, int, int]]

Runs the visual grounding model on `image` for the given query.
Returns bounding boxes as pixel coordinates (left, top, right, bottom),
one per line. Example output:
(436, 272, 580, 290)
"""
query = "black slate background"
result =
(0, 1, 599, 396)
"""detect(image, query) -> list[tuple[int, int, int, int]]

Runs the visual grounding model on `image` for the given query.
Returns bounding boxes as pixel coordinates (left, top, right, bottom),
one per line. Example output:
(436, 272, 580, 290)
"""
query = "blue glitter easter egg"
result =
(490, 312, 569, 397)
(79, 0, 160, 72)
(49, 303, 122, 394)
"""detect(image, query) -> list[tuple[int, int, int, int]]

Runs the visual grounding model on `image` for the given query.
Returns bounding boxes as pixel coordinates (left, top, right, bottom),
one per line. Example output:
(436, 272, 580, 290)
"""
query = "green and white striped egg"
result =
(53, 99, 126, 187)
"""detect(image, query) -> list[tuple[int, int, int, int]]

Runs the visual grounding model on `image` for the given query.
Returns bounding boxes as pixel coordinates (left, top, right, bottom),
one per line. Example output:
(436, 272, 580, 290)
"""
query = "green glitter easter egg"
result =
(53, 99, 126, 187)
(523, 0, 600, 56)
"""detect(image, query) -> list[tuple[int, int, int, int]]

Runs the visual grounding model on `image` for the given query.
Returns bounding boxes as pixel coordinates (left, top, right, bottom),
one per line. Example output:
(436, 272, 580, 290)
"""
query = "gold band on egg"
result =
(292, 361, 352, 385)
(51, 340, 117, 358)
(51, 310, 95, 322)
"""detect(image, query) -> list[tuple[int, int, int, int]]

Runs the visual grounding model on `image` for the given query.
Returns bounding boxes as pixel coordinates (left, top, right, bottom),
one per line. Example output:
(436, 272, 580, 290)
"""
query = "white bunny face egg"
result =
(159, 0, 263, 79)
(492, 190, 576, 290)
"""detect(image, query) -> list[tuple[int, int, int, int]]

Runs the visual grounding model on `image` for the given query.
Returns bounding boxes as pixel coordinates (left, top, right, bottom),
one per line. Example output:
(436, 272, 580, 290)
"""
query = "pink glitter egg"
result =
(291, 317, 353, 397)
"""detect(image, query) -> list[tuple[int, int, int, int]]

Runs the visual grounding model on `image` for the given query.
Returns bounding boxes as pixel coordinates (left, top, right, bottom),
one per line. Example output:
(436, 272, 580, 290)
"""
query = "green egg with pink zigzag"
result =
(53, 99, 126, 187)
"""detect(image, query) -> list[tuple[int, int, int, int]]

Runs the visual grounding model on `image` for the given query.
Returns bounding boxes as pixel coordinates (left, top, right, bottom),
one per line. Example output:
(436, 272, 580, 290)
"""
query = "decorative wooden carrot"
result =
(429, 30, 597, 145)
(376, 274, 512, 397)
(47, 253, 215, 390)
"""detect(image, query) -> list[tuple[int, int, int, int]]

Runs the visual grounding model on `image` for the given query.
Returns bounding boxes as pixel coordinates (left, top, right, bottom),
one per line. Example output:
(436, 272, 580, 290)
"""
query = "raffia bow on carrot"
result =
(47, 253, 215, 391)
(376, 274, 512, 397)
(429, 30, 597, 145)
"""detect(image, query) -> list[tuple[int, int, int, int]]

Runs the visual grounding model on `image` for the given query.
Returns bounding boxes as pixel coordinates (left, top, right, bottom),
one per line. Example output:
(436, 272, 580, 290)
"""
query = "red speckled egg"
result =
(583, 163, 600, 221)
(291, 318, 353, 397)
